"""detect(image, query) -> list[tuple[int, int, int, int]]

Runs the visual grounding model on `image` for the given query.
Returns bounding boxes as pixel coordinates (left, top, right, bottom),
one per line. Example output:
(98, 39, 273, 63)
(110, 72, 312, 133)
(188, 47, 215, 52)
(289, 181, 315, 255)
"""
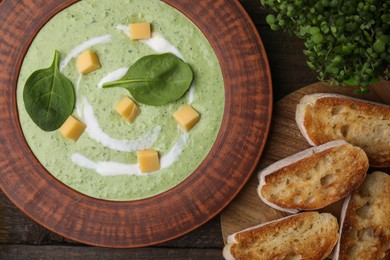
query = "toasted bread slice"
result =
(258, 140, 368, 213)
(223, 212, 339, 260)
(333, 171, 390, 260)
(296, 93, 390, 167)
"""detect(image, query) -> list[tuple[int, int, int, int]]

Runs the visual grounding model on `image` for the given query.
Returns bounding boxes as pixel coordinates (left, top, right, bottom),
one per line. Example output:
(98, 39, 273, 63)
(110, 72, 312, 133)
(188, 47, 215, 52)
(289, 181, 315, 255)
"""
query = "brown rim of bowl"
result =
(0, 0, 272, 247)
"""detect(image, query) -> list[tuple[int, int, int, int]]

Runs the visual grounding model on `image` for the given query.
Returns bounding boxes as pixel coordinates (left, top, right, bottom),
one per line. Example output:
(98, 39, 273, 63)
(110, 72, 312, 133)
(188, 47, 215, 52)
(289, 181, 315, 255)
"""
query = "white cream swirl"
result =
(66, 29, 194, 176)
(60, 34, 112, 72)
(81, 98, 161, 152)
(116, 25, 195, 103)
(71, 132, 188, 176)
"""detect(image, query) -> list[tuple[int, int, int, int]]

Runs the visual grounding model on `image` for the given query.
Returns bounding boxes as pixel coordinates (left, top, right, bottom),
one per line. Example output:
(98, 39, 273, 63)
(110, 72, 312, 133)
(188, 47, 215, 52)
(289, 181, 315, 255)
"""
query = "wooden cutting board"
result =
(220, 80, 390, 243)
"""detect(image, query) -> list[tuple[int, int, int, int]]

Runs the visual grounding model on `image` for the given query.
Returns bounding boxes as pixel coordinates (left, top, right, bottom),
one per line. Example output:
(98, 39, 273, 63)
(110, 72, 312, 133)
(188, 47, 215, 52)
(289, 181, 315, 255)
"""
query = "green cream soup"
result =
(17, 0, 224, 200)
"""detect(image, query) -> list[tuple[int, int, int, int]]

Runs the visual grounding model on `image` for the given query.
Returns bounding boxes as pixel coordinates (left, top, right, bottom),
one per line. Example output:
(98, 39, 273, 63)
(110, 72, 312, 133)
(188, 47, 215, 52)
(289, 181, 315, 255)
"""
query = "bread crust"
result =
(258, 141, 368, 213)
(330, 194, 351, 260)
(223, 212, 339, 260)
(334, 171, 390, 260)
(296, 93, 390, 167)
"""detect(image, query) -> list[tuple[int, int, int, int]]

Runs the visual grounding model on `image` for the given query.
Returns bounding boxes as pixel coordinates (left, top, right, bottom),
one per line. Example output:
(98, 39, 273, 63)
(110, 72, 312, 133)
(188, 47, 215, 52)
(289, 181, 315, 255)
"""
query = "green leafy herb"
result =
(23, 50, 75, 131)
(260, 0, 390, 92)
(103, 53, 193, 106)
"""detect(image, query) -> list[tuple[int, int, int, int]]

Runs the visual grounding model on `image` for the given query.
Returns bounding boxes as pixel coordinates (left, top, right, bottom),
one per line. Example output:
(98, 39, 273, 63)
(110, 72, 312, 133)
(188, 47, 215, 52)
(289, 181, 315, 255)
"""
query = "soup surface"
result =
(17, 0, 224, 200)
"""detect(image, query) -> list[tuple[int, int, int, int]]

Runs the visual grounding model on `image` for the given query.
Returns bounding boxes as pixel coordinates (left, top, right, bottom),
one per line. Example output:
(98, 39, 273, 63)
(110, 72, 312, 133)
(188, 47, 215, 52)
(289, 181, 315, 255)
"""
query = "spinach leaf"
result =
(103, 53, 193, 106)
(23, 50, 75, 131)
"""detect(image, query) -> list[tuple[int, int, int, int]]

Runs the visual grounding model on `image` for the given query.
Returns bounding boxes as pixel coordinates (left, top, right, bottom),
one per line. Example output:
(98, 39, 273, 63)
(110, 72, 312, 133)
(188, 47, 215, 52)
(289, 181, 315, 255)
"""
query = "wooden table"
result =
(0, 0, 318, 258)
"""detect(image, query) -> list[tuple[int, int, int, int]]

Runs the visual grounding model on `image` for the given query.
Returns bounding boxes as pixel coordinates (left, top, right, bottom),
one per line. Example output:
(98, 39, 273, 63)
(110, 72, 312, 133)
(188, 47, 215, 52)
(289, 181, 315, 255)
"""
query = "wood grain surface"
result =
(0, 245, 223, 260)
(0, 0, 272, 248)
(221, 80, 390, 243)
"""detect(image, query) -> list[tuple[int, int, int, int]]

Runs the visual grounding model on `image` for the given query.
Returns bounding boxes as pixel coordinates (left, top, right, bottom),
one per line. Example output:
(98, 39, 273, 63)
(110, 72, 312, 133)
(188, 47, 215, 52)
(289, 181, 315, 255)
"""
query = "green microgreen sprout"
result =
(260, 0, 390, 93)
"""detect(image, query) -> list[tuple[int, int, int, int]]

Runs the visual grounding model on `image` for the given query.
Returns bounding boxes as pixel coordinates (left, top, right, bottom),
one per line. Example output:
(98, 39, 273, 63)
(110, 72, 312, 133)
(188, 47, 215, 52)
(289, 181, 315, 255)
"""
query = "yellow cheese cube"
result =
(115, 96, 140, 123)
(59, 116, 87, 141)
(129, 23, 151, 40)
(136, 149, 160, 173)
(173, 104, 200, 132)
(76, 49, 101, 74)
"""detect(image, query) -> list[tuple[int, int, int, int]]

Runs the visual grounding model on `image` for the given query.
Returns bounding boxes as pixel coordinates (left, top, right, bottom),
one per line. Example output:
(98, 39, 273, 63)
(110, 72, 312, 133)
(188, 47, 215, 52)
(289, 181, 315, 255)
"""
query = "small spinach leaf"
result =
(103, 53, 193, 106)
(23, 50, 75, 131)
